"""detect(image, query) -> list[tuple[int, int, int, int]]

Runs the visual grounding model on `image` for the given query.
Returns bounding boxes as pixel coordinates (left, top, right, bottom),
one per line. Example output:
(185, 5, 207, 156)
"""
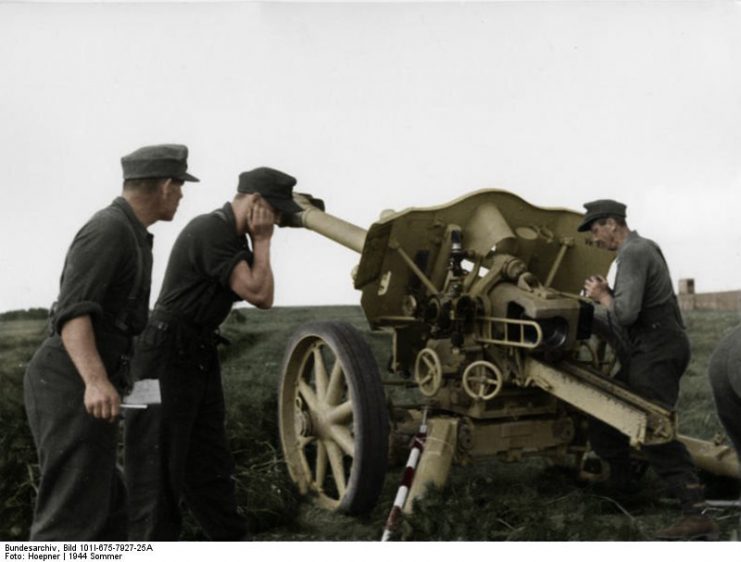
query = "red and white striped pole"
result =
(381, 409, 429, 542)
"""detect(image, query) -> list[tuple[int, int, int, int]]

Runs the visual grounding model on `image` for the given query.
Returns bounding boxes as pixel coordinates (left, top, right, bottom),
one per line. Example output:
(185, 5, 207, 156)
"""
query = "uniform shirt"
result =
(612, 230, 676, 327)
(53, 196, 153, 337)
(154, 202, 252, 331)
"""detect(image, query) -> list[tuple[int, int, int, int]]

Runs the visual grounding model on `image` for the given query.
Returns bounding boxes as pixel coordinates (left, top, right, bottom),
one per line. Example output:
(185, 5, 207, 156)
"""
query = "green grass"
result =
(679, 311, 741, 440)
(0, 315, 45, 540)
(1, 307, 740, 541)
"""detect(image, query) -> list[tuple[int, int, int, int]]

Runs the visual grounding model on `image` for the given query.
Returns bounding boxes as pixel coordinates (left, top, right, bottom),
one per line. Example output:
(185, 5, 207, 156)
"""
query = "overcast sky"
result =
(2, 0, 741, 313)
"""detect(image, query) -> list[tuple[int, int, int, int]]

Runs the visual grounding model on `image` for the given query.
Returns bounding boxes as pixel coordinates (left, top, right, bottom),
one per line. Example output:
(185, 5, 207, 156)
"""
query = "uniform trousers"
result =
(124, 323, 247, 540)
(588, 325, 704, 512)
(24, 337, 128, 540)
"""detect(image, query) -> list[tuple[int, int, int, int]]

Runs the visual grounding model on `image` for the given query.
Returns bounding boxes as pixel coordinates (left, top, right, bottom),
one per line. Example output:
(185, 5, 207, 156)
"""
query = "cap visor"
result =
(180, 172, 200, 182)
(577, 212, 609, 232)
(266, 197, 303, 215)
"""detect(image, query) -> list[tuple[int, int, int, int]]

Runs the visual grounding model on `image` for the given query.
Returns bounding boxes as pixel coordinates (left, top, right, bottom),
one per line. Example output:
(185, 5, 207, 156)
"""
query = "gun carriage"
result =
(276, 190, 739, 515)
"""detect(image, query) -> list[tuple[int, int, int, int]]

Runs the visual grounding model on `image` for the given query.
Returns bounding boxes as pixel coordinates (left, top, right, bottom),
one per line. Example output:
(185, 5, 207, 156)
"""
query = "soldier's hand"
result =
(583, 275, 610, 301)
(84, 378, 121, 422)
(249, 200, 277, 241)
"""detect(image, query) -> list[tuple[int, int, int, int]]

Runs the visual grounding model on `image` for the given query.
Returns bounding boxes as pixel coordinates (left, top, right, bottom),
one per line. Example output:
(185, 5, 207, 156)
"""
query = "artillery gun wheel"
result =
(278, 321, 389, 514)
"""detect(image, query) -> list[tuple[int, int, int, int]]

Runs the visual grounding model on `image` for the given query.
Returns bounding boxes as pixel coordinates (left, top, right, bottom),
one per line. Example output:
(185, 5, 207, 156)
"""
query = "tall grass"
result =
(679, 311, 741, 440)
(1, 307, 740, 540)
(0, 318, 45, 540)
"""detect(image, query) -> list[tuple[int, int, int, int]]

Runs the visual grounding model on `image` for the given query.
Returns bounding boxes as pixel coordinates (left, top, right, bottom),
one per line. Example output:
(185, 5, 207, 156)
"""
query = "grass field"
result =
(1, 306, 740, 541)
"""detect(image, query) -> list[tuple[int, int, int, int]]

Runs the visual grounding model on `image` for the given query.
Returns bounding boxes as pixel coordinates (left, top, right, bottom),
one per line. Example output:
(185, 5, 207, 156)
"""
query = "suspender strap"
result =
(112, 213, 145, 334)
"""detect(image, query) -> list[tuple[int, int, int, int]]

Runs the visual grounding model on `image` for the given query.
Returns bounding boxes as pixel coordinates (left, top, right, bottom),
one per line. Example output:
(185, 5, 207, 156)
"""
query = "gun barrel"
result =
(293, 195, 368, 254)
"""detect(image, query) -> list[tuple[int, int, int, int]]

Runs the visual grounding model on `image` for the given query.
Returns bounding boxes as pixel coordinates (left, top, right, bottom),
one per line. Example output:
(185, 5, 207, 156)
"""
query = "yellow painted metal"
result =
(404, 418, 459, 514)
(524, 358, 675, 446)
(465, 417, 575, 460)
(475, 316, 544, 349)
(353, 190, 612, 328)
(461, 360, 505, 401)
(292, 189, 612, 324)
(281, 188, 740, 515)
(678, 435, 740, 479)
(293, 194, 367, 253)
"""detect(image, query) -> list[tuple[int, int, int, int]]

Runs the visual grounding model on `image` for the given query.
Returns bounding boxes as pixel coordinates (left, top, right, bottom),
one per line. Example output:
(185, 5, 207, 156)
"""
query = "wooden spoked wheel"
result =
(278, 321, 389, 513)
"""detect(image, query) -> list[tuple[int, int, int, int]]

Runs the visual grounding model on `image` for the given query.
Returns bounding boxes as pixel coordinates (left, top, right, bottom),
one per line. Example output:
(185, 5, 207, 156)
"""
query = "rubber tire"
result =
(278, 321, 389, 514)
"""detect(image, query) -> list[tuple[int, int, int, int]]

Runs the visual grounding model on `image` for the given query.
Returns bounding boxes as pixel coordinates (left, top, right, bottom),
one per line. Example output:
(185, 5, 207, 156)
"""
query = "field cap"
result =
(237, 167, 302, 215)
(577, 199, 627, 232)
(121, 144, 199, 182)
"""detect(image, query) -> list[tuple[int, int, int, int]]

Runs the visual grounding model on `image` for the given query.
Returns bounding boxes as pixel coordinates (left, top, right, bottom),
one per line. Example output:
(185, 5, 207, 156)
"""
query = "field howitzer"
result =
(277, 190, 740, 516)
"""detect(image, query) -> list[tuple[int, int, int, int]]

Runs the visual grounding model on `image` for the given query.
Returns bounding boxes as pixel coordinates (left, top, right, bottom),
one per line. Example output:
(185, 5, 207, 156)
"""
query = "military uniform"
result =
(125, 168, 300, 541)
(708, 325, 741, 470)
(577, 200, 708, 521)
(588, 231, 705, 511)
(125, 203, 252, 540)
(24, 197, 153, 540)
(23, 144, 198, 541)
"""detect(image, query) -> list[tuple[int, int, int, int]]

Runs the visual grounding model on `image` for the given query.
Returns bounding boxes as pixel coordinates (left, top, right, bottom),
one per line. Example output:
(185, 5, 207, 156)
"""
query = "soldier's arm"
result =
(229, 202, 275, 309)
(61, 315, 121, 422)
(611, 245, 649, 326)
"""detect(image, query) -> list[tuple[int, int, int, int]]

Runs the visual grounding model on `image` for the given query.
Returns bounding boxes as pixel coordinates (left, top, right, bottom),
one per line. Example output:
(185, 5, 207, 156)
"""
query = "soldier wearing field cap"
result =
(24, 144, 197, 540)
(124, 166, 301, 540)
(578, 199, 718, 540)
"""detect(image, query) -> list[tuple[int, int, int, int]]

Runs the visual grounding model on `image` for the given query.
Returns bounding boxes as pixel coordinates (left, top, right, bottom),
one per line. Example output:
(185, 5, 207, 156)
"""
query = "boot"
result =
(654, 514, 719, 541)
(607, 459, 642, 495)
